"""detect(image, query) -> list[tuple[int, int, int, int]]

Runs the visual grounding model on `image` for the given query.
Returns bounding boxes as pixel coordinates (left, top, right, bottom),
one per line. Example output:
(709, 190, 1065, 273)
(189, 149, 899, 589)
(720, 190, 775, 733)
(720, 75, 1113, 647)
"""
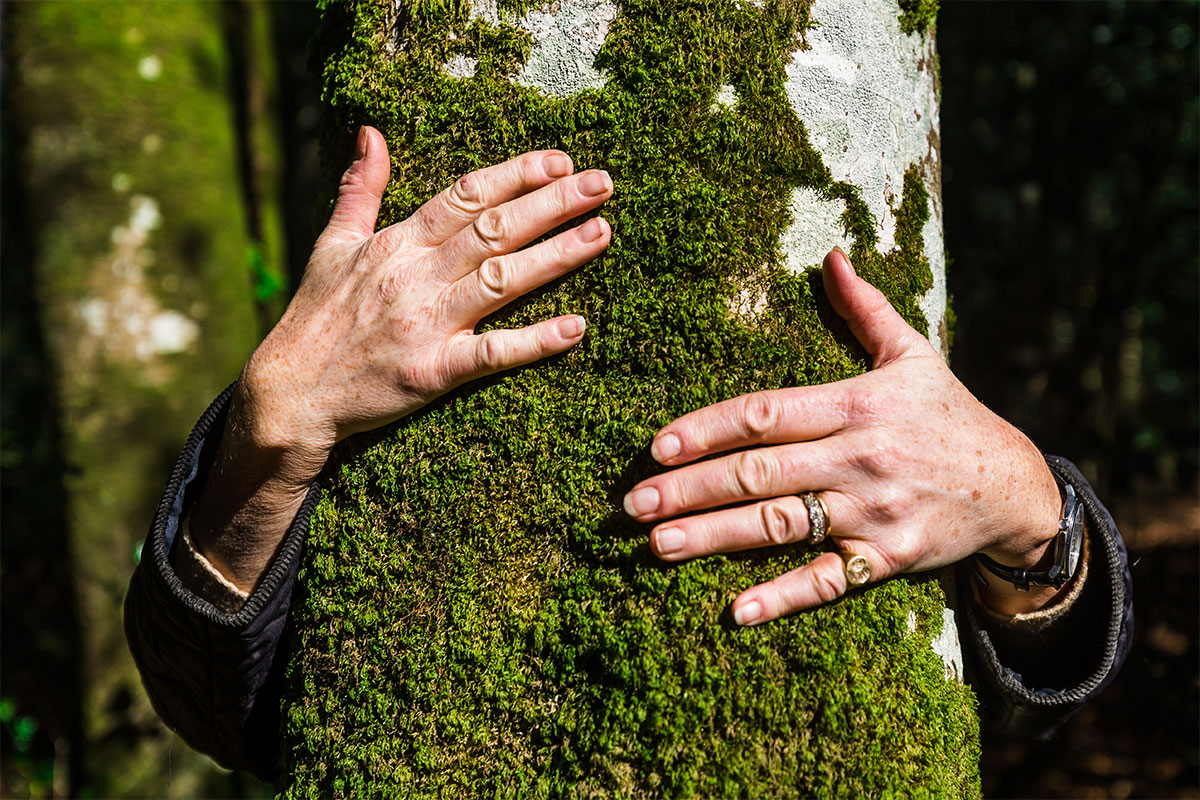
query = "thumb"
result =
(319, 126, 390, 245)
(822, 246, 925, 367)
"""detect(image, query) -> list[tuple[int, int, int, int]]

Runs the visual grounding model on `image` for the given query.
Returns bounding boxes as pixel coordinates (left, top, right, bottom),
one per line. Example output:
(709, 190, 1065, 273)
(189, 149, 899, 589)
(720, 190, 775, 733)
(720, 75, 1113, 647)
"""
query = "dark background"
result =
(942, 3, 1198, 797)
(2, 1, 1196, 797)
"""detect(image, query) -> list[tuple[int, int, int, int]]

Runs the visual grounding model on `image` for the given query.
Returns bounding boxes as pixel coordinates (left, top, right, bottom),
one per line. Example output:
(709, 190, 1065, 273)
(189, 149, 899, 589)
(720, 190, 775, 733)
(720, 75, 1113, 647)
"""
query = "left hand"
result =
(623, 247, 1064, 625)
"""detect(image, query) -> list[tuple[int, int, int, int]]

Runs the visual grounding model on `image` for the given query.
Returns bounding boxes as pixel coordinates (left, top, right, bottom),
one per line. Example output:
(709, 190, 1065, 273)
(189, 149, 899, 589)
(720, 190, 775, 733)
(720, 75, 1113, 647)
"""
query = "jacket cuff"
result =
(144, 383, 319, 630)
(959, 455, 1133, 739)
(124, 383, 321, 781)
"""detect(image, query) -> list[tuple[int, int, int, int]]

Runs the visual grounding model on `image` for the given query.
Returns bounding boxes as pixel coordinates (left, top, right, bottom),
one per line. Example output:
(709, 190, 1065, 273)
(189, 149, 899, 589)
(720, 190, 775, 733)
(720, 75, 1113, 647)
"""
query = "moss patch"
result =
(899, 0, 938, 36)
(280, 0, 976, 796)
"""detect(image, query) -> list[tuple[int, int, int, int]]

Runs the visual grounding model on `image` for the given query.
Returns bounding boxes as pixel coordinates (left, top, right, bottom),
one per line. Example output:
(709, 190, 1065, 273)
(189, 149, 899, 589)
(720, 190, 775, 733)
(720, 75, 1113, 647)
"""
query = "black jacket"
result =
(124, 386, 1135, 782)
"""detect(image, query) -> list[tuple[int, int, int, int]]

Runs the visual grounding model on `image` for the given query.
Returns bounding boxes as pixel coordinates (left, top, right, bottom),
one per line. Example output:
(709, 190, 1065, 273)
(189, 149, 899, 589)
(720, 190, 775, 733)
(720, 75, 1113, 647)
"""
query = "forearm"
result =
(186, 368, 332, 594)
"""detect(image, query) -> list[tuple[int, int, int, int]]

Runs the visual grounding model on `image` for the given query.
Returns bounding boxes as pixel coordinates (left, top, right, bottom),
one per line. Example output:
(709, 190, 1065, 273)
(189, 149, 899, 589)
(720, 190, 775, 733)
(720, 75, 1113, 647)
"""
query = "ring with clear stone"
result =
(799, 491, 831, 544)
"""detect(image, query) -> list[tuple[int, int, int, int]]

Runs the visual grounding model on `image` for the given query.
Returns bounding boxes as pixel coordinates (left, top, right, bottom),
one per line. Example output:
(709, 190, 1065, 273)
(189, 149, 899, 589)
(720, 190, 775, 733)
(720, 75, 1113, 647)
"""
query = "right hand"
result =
(189, 126, 613, 590)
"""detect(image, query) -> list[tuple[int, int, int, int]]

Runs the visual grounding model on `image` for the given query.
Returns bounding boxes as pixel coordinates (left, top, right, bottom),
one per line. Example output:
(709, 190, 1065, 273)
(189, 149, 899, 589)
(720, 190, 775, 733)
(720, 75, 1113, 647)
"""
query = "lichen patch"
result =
(509, 0, 617, 97)
(780, 186, 854, 273)
(784, 0, 946, 349)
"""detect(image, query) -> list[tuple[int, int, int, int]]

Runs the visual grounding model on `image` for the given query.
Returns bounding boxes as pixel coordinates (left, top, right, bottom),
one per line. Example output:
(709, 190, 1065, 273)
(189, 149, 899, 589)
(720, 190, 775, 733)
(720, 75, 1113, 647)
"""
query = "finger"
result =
(730, 541, 889, 625)
(649, 386, 852, 466)
(822, 247, 928, 367)
(650, 494, 820, 562)
(622, 442, 839, 523)
(318, 126, 391, 246)
(405, 150, 575, 246)
(435, 169, 613, 280)
(442, 217, 611, 324)
(447, 314, 587, 384)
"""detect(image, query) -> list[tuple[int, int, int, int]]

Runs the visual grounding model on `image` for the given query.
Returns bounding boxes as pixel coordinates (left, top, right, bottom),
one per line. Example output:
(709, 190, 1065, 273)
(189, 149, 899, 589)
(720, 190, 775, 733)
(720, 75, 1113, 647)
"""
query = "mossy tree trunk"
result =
(282, 0, 975, 796)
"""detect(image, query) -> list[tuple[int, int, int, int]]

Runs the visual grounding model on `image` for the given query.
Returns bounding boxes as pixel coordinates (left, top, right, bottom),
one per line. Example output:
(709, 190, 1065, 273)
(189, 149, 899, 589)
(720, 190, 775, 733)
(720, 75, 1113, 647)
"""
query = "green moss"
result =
(281, 0, 976, 796)
(898, 0, 938, 36)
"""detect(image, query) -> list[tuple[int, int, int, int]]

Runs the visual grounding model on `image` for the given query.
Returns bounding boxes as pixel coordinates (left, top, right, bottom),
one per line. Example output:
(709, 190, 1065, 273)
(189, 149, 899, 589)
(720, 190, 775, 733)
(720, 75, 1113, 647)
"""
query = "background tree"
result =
(278, 0, 975, 795)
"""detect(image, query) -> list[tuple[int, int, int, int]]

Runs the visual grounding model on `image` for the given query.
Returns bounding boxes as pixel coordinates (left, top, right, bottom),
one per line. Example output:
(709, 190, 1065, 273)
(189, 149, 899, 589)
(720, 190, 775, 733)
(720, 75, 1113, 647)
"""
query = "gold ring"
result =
(840, 551, 872, 586)
(799, 491, 831, 544)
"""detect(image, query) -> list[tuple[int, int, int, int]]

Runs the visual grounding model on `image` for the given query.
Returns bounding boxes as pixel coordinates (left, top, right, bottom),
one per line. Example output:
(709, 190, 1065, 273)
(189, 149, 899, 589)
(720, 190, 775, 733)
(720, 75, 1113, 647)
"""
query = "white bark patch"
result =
(782, 0, 946, 350)
(73, 195, 199, 367)
(727, 285, 769, 322)
(781, 187, 854, 273)
(444, 53, 479, 79)
(930, 607, 965, 683)
(513, 0, 617, 96)
(712, 83, 739, 109)
(471, 0, 617, 97)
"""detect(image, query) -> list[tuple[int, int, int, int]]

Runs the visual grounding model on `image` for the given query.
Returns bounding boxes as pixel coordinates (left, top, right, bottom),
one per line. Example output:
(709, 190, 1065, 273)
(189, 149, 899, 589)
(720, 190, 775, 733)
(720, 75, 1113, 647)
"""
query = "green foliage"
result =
(281, 0, 977, 796)
(898, 0, 938, 36)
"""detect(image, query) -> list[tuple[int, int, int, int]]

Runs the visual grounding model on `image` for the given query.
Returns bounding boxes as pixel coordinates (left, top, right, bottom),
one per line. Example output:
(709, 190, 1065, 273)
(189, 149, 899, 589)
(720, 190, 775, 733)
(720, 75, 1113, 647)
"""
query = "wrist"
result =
(234, 358, 335, 489)
(974, 450, 1068, 615)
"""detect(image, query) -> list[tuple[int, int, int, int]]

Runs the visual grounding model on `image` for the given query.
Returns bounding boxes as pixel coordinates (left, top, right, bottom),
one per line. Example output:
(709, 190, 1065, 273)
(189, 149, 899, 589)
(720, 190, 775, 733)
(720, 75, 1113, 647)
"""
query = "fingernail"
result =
(556, 315, 585, 339)
(580, 217, 605, 242)
(651, 432, 681, 463)
(579, 170, 611, 197)
(544, 153, 572, 177)
(831, 245, 854, 273)
(654, 527, 685, 555)
(622, 486, 660, 517)
(355, 126, 369, 160)
(734, 600, 763, 627)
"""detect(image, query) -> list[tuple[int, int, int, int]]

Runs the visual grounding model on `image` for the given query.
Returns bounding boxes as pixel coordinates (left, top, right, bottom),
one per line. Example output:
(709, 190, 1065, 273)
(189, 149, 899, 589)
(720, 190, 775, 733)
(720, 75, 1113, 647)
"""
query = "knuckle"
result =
(555, 178, 575, 214)
(854, 441, 901, 478)
(519, 152, 544, 181)
(732, 450, 777, 496)
(888, 535, 920, 569)
(811, 566, 844, 605)
(843, 389, 882, 425)
(472, 208, 508, 252)
(377, 270, 404, 304)
(742, 393, 778, 437)
(760, 500, 801, 546)
(338, 165, 367, 194)
(477, 331, 509, 370)
(448, 173, 485, 213)
(478, 257, 508, 298)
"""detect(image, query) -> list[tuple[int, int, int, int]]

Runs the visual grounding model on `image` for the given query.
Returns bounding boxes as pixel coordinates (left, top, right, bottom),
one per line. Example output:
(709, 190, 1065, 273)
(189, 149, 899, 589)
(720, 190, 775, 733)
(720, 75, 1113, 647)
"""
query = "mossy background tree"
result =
(277, 0, 977, 796)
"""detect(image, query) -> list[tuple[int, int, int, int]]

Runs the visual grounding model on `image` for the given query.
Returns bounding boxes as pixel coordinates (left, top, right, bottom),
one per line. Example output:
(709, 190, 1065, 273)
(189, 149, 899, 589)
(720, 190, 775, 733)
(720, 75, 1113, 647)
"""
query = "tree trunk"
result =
(282, 0, 975, 795)
(4, 4, 265, 796)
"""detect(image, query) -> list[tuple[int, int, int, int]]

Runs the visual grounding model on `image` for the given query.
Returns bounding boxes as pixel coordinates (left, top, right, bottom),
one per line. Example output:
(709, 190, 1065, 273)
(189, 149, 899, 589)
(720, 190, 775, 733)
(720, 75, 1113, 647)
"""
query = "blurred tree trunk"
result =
(4, 4, 267, 796)
(283, 0, 969, 796)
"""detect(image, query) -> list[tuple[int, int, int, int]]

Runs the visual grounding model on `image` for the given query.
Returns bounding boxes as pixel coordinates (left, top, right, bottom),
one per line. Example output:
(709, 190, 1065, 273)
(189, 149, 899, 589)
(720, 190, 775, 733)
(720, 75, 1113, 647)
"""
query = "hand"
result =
(624, 247, 1064, 625)
(190, 127, 614, 591)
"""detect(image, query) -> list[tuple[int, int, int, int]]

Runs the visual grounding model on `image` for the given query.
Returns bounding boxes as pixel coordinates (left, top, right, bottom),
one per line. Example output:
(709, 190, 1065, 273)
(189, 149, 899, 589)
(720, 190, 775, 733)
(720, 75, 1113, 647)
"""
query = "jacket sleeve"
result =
(123, 385, 320, 782)
(959, 455, 1134, 740)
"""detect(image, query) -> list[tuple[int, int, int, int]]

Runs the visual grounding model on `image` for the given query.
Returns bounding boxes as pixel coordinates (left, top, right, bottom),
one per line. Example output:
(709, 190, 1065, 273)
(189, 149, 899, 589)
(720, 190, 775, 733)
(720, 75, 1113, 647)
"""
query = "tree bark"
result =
(282, 0, 975, 795)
